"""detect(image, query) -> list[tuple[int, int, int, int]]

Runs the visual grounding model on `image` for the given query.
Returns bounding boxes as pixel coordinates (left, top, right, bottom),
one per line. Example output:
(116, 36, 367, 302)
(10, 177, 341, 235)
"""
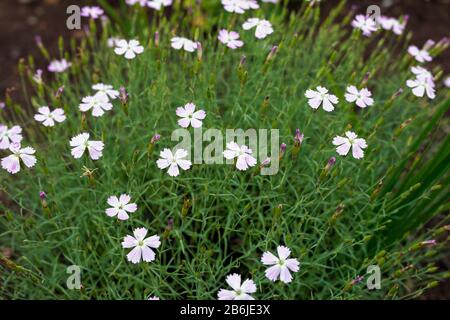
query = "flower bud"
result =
(279, 143, 287, 160)
(154, 31, 159, 48)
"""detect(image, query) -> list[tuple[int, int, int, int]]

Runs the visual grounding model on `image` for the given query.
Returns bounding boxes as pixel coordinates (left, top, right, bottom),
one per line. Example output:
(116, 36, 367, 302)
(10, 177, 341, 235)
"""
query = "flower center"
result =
(138, 240, 144, 247)
(278, 259, 286, 266)
(235, 289, 242, 296)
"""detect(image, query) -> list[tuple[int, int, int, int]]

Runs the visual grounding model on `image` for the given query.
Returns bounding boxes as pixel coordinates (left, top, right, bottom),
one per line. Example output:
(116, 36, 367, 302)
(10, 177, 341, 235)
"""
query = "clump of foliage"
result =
(1, 0, 449, 299)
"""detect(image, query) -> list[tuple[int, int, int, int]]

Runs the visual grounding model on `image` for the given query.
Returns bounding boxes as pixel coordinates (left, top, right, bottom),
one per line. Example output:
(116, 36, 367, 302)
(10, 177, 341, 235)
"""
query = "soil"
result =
(0, 0, 448, 299)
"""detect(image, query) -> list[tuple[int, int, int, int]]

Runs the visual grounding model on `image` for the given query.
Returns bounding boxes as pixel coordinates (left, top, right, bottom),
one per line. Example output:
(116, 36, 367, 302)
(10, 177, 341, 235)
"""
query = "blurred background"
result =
(0, 0, 448, 299)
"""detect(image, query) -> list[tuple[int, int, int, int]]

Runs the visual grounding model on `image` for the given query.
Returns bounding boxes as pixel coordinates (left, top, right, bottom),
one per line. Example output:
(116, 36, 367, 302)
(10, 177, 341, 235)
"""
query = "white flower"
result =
(223, 142, 257, 171)
(344, 86, 374, 108)
(406, 75, 436, 99)
(218, 30, 244, 49)
(148, 296, 160, 300)
(107, 37, 121, 48)
(444, 76, 450, 88)
(351, 15, 378, 36)
(1, 143, 36, 174)
(0, 125, 22, 150)
(105, 194, 137, 221)
(217, 274, 256, 300)
(221, 0, 259, 14)
(305, 86, 339, 112)
(122, 228, 161, 264)
(147, 0, 172, 10)
(261, 246, 300, 284)
(80, 6, 104, 19)
(114, 39, 144, 59)
(70, 133, 104, 160)
(408, 45, 432, 63)
(176, 103, 206, 128)
(171, 37, 198, 52)
(332, 131, 367, 159)
(126, 0, 147, 6)
(79, 94, 113, 117)
(242, 18, 274, 39)
(378, 16, 406, 35)
(92, 83, 119, 100)
(411, 66, 434, 82)
(48, 59, 71, 73)
(34, 106, 66, 127)
(157, 148, 192, 177)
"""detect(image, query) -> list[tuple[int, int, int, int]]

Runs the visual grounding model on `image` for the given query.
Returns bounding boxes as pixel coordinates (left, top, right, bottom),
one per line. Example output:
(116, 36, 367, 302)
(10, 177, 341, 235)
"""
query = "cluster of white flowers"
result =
(406, 41, 436, 99)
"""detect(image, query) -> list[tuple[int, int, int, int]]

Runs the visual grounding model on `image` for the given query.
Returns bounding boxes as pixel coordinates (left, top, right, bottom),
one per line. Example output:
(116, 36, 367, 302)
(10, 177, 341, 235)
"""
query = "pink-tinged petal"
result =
(240, 279, 256, 294)
(235, 293, 254, 300)
(184, 103, 196, 113)
(126, 246, 142, 264)
(265, 265, 281, 282)
(308, 98, 322, 109)
(285, 258, 300, 272)
(114, 46, 127, 55)
(304, 89, 318, 99)
(178, 118, 191, 128)
(277, 246, 291, 260)
(176, 106, 189, 117)
(34, 114, 47, 122)
(91, 106, 105, 117)
(174, 148, 188, 159)
(105, 207, 119, 217)
(20, 154, 36, 168)
(159, 148, 173, 160)
(157, 158, 171, 169)
(236, 155, 249, 171)
(333, 136, 348, 146)
(133, 228, 148, 241)
(1, 155, 20, 174)
(193, 109, 206, 120)
(218, 289, 236, 300)
(171, 38, 183, 50)
(124, 50, 136, 60)
(345, 93, 357, 103)
(133, 45, 144, 54)
(119, 194, 131, 205)
(107, 195, 119, 207)
(0, 137, 9, 149)
(412, 86, 425, 97)
(122, 235, 137, 248)
(261, 251, 278, 265)
(71, 145, 86, 159)
(42, 118, 55, 127)
(176, 159, 192, 171)
(124, 203, 137, 213)
(226, 142, 241, 152)
(279, 265, 293, 283)
(117, 209, 130, 220)
(322, 98, 335, 112)
(223, 150, 236, 159)
(336, 142, 351, 156)
(167, 163, 180, 176)
(38, 106, 51, 115)
(144, 235, 161, 248)
(141, 246, 156, 262)
(352, 144, 364, 159)
(346, 86, 359, 95)
(354, 138, 367, 149)
(190, 118, 203, 128)
(225, 274, 241, 291)
(245, 154, 257, 168)
(345, 131, 358, 140)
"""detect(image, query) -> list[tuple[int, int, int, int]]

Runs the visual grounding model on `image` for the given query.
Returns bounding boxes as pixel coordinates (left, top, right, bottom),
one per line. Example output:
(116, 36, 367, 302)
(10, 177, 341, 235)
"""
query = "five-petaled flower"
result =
(218, 30, 244, 49)
(261, 246, 300, 284)
(243, 18, 274, 39)
(0, 125, 22, 150)
(92, 83, 120, 100)
(217, 273, 257, 300)
(122, 228, 161, 264)
(48, 59, 71, 73)
(114, 39, 144, 59)
(176, 103, 206, 128)
(345, 86, 374, 108)
(79, 94, 113, 117)
(81, 6, 104, 19)
(408, 45, 432, 63)
(223, 142, 257, 171)
(106, 194, 138, 221)
(332, 131, 367, 159)
(157, 148, 192, 177)
(1, 143, 37, 174)
(221, 0, 259, 14)
(305, 86, 339, 112)
(70, 133, 104, 160)
(171, 37, 198, 52)
(406, 75, 436, 99)
(34, 106, 66, 127)
(351, 15, 378, 36)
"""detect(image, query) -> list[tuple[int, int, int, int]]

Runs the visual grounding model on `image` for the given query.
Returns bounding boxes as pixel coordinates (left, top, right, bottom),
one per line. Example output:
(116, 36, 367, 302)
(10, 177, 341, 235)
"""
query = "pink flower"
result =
(0, 125, 22, 150)
(48, 59, 71, 73)
(1, 143, 37, 174)
(34, 106, 66, 127)
(242, 18, 273, 39)
(70, 133, 104, 160)
(305, 86, 339, 112)
(261, 246, 300, 284)
(122, 228, 161, 264)
(217, 274, 256, 300)
(352, 15, 378, 36)
(408, 45, 432, 63)
(218, 30, 244, 49)
(157, 148, 192, 177)
(223, 142, 257, 171)
(345, 86, 374, 108)
(176, 103, 206, 128)
(106, 194, 138, 221)
(81, 6, 104, 19)
(332, 131, 367, 159)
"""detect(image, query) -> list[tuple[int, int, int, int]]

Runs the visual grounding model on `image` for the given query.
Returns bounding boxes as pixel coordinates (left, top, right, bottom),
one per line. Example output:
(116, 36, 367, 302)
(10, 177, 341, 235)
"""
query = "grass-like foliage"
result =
(1, 0, 449, 299)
